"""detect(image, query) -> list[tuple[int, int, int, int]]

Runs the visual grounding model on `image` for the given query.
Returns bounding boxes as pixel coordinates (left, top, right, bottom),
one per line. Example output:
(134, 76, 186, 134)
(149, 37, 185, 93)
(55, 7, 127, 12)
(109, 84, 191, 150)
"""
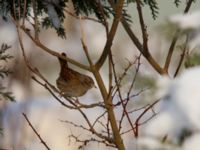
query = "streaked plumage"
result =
(56, 53, 95, 97)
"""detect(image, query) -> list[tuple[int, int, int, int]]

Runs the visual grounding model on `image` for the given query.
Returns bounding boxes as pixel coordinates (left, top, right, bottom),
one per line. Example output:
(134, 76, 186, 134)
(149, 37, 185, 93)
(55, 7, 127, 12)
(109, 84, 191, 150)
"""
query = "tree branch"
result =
(121, 18, 166, 75)
(23, 113, 51, 150)
(164, 0, 194, 72)
(95, 0, 125, 70)
(135, 0, 149, 51)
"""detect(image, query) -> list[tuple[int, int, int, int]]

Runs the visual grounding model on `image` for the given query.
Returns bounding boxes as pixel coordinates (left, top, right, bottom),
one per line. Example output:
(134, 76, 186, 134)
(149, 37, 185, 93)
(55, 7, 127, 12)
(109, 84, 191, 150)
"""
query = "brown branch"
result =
(13, 1, 91, 72)
(164, 32, 180, 72)
(14, 4, 124, 148)
(97, 0, 109, 35)
(118, 55, 141, 136)
(22, 0, 27, 26)
(61, 107, 114, 144)
(135, 0, 149, 51)
(32, 0, 39, 39)
(112, 59, 133, 95)
(23, 25, 91, 71)
(108, 53, 113, 94)
(126, 54, 141, 99)
(134, 99, 160, 137)
(20, 32, 111, 149)
(164, 0, 194, 72)
(10, 14, 91, 72)
(80, 25, 94, 67)
(95, 0, 125, 70)
(174, 36, 189, 77)
(121, 112, 157, 135)
(32, 76, 75, 109)
(69, 134, 116, 149)
(92, 111, 107, 128)
(32, 76, 102, 109)
(121, 18, 166, 75)
(184, 0, 194, 13)
(22, 113, 51, 150)
(64, 9, 100, 23)
(110, 54, 137, 136)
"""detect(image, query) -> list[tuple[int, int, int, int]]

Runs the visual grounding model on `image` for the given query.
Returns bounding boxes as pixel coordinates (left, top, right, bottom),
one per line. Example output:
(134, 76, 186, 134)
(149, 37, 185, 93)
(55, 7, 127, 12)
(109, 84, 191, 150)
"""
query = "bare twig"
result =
(121, 99, 159, 135)
(95, 0, 125, 70)
(21, 24, 91, 71)
(97, 0, 109, 35)
(92, 111, 107, 128)
(164, 0, 194, 72)
(164, 32, 180, 71)
(79, 18, 94, 67)
(32, 0, 39, 40)
(126, 54, 141, 99)
(174, 36, 189, 77)
(22, 113, 51, 150)
(121, 18, 166, 75)
(134, 99, 160, 137)
(184, 0, 194, 13)
(16, 19, 110, 146)
(135, 0, 149, 51)
(64, 9, 100, 23)
(69, 134, 116, 149)
(109, 53, 137, 136)
(22, 0, 27, 26)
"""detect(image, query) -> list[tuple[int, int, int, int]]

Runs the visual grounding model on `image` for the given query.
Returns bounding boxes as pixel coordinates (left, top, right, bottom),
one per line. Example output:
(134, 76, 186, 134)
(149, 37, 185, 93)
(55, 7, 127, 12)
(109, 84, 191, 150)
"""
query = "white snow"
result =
(142, 67, 200, 149)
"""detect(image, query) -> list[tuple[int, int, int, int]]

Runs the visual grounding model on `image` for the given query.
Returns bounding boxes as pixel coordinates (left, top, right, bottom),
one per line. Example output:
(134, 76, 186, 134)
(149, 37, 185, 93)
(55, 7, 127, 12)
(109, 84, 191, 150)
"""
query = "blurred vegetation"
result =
(135, 73, 156, 89)
(0, 43, 14, 102)
(185, 53, 200, 68)
(0, 0, 189, 38)
(0, 43, 14, 139)
(156, 21, 180, 41)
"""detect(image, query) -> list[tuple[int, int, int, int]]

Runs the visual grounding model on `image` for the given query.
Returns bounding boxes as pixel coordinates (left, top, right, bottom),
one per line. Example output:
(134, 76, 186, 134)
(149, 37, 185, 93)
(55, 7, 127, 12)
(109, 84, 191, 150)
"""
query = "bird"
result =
(56, 52, 96, 97)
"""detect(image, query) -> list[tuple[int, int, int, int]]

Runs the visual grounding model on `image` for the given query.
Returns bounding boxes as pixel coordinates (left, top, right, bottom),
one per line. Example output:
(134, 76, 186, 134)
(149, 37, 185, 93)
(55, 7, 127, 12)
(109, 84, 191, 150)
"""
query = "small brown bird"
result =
(56, 52, 95, 97)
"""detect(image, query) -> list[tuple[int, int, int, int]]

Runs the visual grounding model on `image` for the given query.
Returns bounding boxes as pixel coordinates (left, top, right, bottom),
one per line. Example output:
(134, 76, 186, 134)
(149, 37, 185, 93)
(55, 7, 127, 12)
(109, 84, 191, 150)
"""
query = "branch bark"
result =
(121, 18, 167, 75)
(164, 0, 194, 72)
(95, 0, 125, 70)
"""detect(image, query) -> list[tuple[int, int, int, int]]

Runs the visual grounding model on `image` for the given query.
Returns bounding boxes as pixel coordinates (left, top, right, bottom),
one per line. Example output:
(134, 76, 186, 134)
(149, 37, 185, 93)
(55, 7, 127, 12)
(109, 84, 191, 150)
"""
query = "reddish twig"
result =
(134, 99, 160, 137)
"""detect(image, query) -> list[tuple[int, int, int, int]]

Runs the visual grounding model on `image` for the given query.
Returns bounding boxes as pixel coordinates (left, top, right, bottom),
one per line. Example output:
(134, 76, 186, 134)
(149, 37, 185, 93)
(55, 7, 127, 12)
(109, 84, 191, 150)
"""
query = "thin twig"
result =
(126, 54, 141, 99)
(95, 0, 125, 70)
(23, 24, 91, 71)
(92, 111, 107, 128)
(110, 52, 137, 136)
(134, 99, 160, 137)
(164, 32, 179, 71)
(79, 18, 94, 67)
(16, 19, 110, 145)
(97, 0, 109, 35)
(64, 9, 100, 23)
(22, 0, 27, 26)
(121, 18, 166, 75)
(164, 0, 194, 72)
(22, 113, 51, 150)
(174, 36, 189, 77)
(135, 0, 149, 51)
(32, 0, 39, 40)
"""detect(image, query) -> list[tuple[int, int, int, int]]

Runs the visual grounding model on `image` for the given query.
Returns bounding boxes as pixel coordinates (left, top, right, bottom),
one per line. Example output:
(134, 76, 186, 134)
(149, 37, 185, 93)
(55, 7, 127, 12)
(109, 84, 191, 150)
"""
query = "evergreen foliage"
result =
(185, 53, 200, 68)
(174, 0, 181, 7)
(0, 0, 189, 38)
(0, 43, 14, 102)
